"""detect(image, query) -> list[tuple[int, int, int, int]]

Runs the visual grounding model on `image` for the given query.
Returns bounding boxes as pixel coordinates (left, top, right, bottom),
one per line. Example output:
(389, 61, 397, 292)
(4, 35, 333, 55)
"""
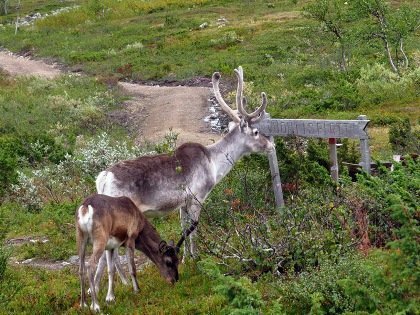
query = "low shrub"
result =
(356, 63, 419, 106)
(11, 133, 151, 210)
(0, 208, 8, 279)
(275, 254, 376, 314)
(355, 157, 419, 246)
(0, 136, 18, 197)
(198, 258, 263, 314)
(209, 31, 243, 49)
(199, 158, 353, 278)
(388, 118, 419, 154)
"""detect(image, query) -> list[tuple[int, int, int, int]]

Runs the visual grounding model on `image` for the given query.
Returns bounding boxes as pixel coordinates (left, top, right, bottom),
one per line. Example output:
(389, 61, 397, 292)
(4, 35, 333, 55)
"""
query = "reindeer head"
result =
(158, 240, 180, 284)
(212, 66, 274, 154)
(157, 221, 198, 284)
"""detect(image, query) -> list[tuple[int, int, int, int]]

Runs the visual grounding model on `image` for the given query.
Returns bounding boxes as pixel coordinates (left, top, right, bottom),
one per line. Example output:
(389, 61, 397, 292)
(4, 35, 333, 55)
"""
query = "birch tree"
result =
(353, 0, 419, 73)
(305, 0, 352, 71)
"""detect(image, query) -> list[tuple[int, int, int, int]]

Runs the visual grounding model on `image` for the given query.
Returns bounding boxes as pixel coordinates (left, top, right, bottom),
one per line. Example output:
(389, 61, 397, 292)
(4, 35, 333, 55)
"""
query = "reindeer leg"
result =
(125, 240, 139, 292)
(113, 249, 129, 285)
(188, 200, 201, 259)
(105, 249, 116, 303)
(77, 231, 88, 309)
(88, 241, 106, 313)
(90, 252, 106, 295)
(180, 205, 191, 263)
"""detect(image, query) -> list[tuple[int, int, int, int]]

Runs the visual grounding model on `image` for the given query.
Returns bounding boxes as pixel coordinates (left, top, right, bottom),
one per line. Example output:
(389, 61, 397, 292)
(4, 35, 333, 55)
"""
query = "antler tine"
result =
(212, 72, 241, 123)
(234, 66, 245, 119)
(249, 92, 268, 123)
(234, 67, 267, 121)
(176, 221, 198, 250)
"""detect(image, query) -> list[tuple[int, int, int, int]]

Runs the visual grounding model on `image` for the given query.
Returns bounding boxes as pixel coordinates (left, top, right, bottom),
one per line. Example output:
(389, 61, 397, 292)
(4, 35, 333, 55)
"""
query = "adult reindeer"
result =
(94, 66, 274, 285)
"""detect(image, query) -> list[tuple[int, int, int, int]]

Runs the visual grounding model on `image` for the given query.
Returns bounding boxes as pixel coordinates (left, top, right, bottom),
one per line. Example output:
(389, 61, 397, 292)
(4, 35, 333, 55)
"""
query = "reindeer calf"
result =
(76, 194, 191, 312)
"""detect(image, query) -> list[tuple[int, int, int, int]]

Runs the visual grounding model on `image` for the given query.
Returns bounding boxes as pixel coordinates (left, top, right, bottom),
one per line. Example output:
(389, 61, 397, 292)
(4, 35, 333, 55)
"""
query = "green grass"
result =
(2, 262, 225, 314)
(0, 72, 126, 149)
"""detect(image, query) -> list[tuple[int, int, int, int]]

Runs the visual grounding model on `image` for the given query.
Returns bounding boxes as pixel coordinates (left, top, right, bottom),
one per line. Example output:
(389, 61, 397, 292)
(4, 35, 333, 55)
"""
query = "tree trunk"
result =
(340, 43, 347, 71)
(384, 39, 398, 73)
(399, 38, 409, 68)
(376, 14, 399, 73)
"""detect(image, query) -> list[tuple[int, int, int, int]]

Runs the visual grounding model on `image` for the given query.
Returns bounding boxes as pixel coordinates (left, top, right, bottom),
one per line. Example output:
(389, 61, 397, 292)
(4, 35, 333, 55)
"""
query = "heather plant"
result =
(274, 253, 376, 314)
(74, 132, 147, 176)
(11, 133, 152, 210)
(0, 136, 18, 197)
(198, 258, 263, 315)
(356, 63, 419, 106)
(388, 118, 419, 154)
(355, 158, 419, 244)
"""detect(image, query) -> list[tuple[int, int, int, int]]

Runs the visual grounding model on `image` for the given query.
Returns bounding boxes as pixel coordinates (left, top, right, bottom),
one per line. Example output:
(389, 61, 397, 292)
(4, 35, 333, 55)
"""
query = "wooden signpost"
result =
(255, 114, 371, 208)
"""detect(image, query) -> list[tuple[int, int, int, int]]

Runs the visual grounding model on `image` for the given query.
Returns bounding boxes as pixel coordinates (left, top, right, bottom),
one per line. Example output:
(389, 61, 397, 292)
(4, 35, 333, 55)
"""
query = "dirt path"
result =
(0, 49, 220, 146)
(0, 50, 62, 79)
(119, 82, 219, 146)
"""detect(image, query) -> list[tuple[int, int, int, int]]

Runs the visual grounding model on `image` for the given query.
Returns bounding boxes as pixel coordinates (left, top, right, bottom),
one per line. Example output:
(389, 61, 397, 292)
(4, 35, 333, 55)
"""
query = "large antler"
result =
(234, 66, 267, 122)
(175, 220, 199, 252)
(212, 67, 267, 124)
(212, 72, 241, 123)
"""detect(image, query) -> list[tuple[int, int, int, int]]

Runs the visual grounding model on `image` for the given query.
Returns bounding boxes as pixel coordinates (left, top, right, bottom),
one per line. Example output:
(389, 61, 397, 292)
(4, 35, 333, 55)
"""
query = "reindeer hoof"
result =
(90, 303, 101, 313)
(106, 295, 115, 303)
(87, 287, 100, 295)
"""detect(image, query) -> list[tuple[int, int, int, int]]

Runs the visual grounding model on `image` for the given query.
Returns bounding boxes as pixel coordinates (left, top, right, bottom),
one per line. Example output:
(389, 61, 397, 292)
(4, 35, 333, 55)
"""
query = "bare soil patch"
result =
(10, 252, 151, 272)
(119, 82, 220, 146)
(0, 50, 61, 79)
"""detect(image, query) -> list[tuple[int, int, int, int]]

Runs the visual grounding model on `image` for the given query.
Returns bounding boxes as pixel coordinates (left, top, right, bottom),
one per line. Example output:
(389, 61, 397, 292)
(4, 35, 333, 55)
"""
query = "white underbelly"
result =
(105, 236, 124, 250)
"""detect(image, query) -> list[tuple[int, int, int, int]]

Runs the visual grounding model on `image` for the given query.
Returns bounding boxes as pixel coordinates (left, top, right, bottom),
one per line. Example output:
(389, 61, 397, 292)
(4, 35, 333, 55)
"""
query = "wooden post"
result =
(268, 136, 284, 208)
(328, 138, 339, 181)
(357, 115, 371, 174)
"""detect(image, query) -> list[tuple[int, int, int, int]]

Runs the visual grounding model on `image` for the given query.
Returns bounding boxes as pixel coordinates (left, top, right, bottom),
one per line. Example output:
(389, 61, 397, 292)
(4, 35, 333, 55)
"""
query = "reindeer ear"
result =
(239, 118, 248, 132)
(159, 241, 167, 253)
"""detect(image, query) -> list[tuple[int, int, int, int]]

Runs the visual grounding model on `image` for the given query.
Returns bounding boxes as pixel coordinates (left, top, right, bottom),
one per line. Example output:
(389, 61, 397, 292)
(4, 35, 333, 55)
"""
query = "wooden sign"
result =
(254, 118, 369, 139)
(257, 114, 371, 209)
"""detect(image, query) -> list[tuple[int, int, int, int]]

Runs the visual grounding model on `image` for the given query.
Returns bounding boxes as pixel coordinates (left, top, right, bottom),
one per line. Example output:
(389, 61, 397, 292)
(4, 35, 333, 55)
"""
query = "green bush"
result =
(199, 157, 352, 277)
(0, 208, 8, 279)
(389, 118, 419, 153)
(0, 133, 68, 199)
(198, 259, 263, 315)
(275, 254, 376, 314)
(275, 137, 332, 187)
(356, 63, 418, 106)
(0, 136, 18, 197)
(355, 157, 419, 246)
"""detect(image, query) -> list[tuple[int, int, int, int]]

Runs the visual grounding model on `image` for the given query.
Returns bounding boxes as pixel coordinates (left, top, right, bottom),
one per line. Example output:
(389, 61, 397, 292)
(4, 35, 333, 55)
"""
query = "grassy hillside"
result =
(1, 0, 419, 124)
(0, 0, 419, 314)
